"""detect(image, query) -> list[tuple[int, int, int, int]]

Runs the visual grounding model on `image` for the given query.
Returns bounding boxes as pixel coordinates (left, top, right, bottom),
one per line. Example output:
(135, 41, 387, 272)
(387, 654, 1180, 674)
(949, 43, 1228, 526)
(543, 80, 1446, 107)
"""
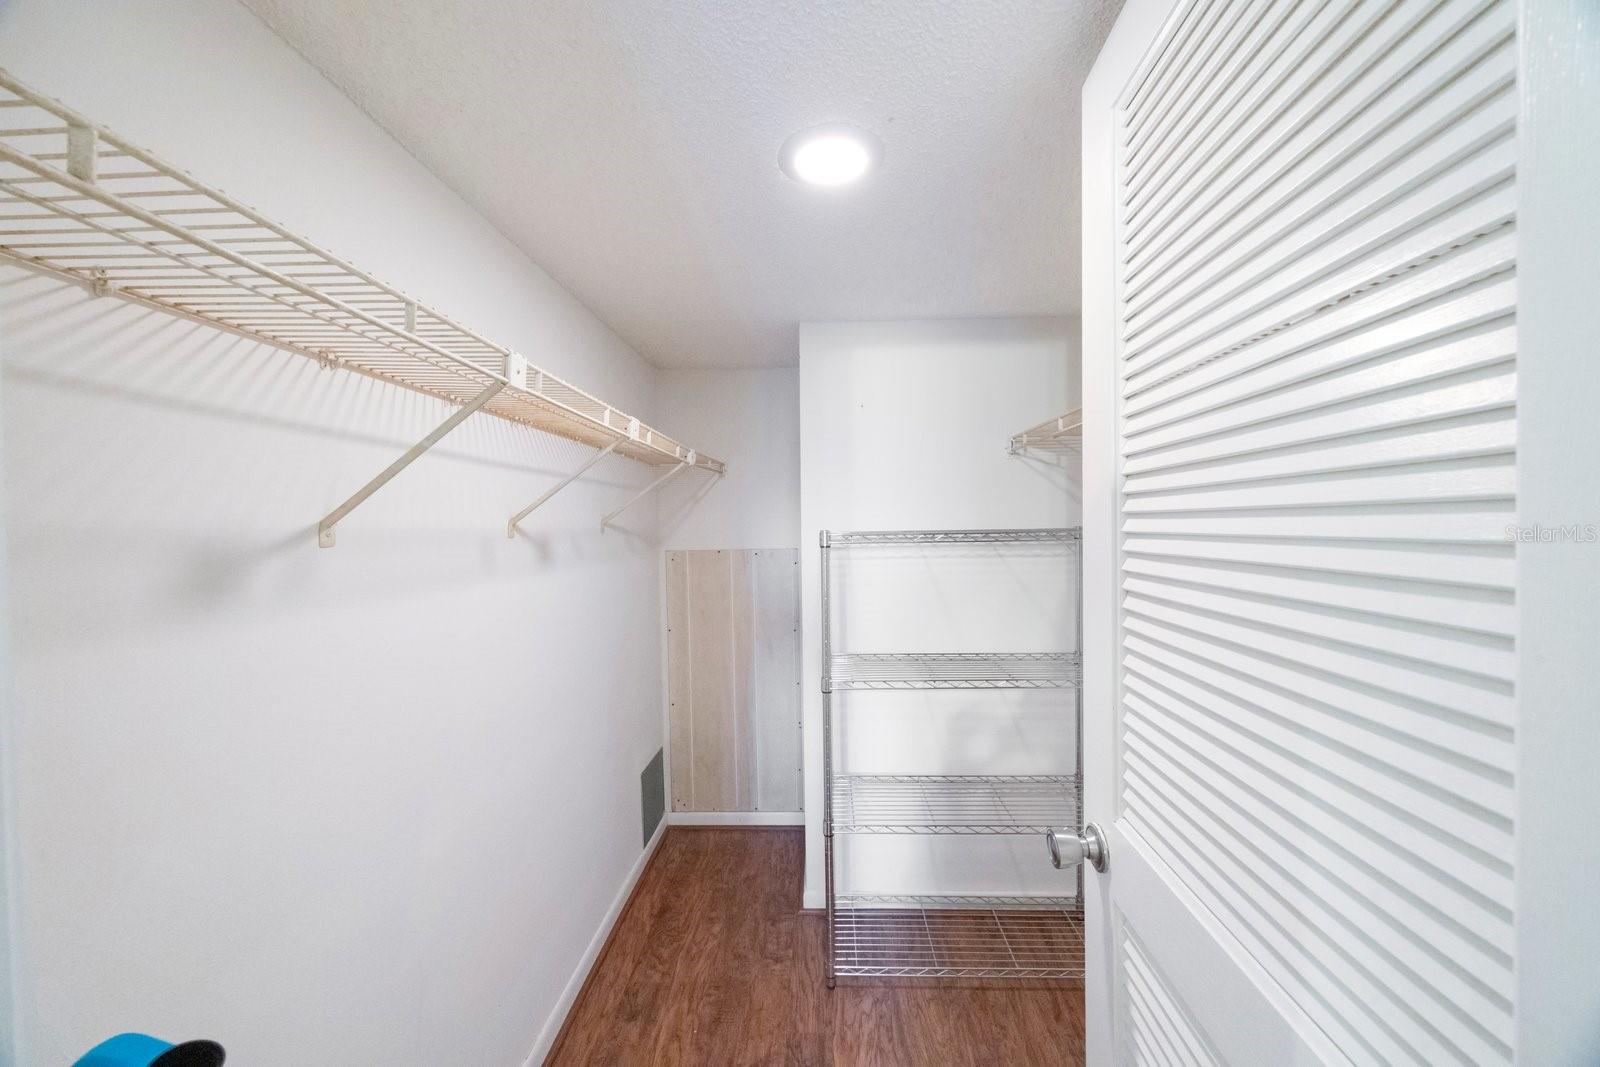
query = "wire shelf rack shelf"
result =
(831, 774, 1080, 835)
(832, 896, 1084, 980)
(827, 651, 1081, 691)
(827, 528, 1078, 546)
(0, 70, 722, 477)
(838, 893, 1079, 910)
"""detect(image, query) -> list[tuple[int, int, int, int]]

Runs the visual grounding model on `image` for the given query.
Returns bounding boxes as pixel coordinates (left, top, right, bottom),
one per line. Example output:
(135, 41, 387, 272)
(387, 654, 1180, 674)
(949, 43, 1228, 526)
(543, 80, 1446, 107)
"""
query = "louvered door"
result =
(1079, 0, 1527, 1062)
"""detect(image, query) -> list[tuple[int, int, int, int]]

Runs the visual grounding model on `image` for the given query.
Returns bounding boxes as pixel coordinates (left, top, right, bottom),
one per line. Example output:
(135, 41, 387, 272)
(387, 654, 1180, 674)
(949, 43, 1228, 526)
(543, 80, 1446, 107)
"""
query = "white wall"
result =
(0, 3, 668, 1064)
(657, 367, 799, 550)
(0, 325, 16, 1065)
(797, 317, 1080, 906)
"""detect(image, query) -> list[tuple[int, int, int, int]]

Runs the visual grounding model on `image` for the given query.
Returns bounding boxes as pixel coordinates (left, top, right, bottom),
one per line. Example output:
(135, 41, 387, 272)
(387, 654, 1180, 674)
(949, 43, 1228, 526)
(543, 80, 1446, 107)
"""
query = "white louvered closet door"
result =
(1079, 0, 1523, 1063)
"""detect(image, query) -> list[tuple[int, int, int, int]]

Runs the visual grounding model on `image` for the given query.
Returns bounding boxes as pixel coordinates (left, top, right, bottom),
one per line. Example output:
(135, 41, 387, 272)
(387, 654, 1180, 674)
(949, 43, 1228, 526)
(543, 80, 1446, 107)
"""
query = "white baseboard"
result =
(668, 810, 804, 826)
(522, 820, 666, 1067)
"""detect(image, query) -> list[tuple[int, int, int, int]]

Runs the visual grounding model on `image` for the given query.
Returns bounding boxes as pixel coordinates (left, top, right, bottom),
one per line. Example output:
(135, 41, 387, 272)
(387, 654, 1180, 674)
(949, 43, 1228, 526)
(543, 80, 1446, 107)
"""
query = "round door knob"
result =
(1046, 822, 1108, 872)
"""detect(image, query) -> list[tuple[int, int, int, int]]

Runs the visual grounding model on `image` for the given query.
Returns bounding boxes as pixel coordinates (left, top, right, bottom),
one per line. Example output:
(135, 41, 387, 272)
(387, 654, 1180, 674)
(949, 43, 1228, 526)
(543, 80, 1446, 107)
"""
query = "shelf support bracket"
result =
(317, 381, 504, 547)
(66, 122, 97, 183)
(600, 458, 690, 531)
(507, 438, 622, 537)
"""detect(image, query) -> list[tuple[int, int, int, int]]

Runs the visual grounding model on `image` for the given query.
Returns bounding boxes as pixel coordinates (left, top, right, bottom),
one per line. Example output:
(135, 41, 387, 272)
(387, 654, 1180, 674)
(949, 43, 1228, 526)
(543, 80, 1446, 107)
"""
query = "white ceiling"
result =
(241, 0, 1122, 368)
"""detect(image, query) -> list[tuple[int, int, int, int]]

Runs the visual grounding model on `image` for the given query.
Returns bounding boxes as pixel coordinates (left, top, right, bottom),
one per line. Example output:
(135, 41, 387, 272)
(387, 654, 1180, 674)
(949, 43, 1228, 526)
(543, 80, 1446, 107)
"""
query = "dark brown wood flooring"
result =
(546, 827, 1086, 1066)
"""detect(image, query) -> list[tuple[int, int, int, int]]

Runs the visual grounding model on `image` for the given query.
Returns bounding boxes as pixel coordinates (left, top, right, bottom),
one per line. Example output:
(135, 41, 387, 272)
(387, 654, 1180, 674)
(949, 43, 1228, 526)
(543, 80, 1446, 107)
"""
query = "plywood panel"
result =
(730, 554, 756, 809)
(665, 551, 692, 812)
(667, 549, 802, 813)
(751, 549, 802, 811)
(686, 550, 736, 811)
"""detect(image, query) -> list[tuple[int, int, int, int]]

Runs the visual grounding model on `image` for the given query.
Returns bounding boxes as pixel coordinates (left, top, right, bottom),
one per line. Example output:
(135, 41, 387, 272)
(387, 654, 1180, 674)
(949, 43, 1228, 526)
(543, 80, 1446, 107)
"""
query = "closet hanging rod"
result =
(0, 69, 725, 542)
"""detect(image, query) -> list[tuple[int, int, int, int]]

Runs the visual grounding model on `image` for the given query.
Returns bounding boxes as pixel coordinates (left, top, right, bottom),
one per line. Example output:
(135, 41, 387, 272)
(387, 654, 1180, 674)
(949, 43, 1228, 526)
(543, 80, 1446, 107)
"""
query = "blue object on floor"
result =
(73, 1033, 225, 1067)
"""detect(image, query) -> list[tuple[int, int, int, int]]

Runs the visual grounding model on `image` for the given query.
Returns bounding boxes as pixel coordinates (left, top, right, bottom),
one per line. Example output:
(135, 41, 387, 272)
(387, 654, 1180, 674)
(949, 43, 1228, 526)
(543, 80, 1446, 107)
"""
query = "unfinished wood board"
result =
(750, 549, 802, 812)
(687, 549, 736, 811)
(730, 554, 757, 809)
(664, 551, 692, 812)
(666, 549, 802, 813)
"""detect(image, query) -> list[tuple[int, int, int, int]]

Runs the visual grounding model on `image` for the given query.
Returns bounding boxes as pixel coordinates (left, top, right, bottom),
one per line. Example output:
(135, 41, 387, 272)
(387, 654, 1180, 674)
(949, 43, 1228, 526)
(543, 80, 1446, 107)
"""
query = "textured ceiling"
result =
(240, 0, 1121, 368)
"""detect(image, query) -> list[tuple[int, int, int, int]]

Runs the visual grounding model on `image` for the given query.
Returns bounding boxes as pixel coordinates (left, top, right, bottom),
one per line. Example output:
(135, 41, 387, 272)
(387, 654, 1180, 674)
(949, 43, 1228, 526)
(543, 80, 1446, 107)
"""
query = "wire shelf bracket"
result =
(507, 438, 621, 538)
(319, 377, 505, 548)
(0, 69, 725, 546)
(1008, 408, 1083, 455)
(599, 457, 691, 531)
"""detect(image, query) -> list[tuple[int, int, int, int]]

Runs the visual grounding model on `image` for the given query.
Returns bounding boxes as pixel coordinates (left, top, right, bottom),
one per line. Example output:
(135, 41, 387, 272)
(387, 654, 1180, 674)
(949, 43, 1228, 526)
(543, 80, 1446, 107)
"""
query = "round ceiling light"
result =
(779, 124, 880, 187)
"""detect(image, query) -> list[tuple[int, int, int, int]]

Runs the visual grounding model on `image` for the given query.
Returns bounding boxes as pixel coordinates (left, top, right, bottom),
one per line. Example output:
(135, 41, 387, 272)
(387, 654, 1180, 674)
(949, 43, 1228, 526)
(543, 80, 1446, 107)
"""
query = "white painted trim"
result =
(0, 340, 18, 1067)
(1080, 2, 1174, 1060)
(668, 810, 803, 827)
(521, 820, 667, 1067)
(802, 888, 825, 910)
(1514, 1, 1600, 1059)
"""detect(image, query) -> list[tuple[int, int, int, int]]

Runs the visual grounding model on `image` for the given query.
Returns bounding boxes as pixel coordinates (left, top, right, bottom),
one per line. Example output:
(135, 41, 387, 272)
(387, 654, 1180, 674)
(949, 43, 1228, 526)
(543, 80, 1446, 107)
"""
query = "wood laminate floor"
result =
(547, 827, 1086, 1066)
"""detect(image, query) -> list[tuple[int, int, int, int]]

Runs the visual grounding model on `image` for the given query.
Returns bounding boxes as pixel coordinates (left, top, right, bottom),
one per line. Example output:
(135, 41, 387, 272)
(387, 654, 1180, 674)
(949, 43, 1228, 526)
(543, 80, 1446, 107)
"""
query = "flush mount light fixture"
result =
(779, 124, 881, 187)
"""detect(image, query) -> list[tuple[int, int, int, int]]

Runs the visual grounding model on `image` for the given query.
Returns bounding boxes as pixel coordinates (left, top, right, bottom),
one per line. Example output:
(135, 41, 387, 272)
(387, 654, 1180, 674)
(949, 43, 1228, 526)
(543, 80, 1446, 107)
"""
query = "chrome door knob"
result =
(1046, 822, 1108, 872)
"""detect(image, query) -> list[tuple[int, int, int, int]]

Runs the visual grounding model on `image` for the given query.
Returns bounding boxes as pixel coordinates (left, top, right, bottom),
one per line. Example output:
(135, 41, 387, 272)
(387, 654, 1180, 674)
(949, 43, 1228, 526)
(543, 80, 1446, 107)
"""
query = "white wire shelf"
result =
(831, 774, 1080, 835)
(0, 70, 723, 481)
(825, 528, 1079, 546)
(832, 896, 1084, 980)
(826, 652, 1081, 691)
(1008, 409, 1082, 454)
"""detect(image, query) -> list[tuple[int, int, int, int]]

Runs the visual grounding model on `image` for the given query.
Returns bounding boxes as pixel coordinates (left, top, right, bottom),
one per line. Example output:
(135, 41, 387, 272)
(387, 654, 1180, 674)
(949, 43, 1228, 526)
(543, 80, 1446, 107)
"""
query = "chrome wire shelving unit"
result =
(0, 69, 723, 546)
(820, 527, 1084, 986)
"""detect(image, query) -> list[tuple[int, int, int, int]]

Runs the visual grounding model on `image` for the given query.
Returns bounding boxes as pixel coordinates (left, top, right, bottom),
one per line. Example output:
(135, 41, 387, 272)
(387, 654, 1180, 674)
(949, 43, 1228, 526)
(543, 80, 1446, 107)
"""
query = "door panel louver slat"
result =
(1125, 739, 1511, 1064)
(1124, 278, 1517, 434)
(1123, 0, 1277, 178)
(1114, 0, 1517, 1061)
(1126, 28, 1516, 313)
(1124, 323, 1517, 460)
(1122, 655, 1516, 903)
(1123, 554, 1514, 635)
(1123, 191, 1515, 377)
(1123, 594, 1512, 724)
(1125, 714, 1514, 1032)
(1120, 924, 1224, 1066)
(1121, 677, 1514, 911)
(1125, 234, 1516, 415)
(1124, 0, 1503, 248)
(1126, 0, 1514, 276)
(1123, 775, 1438, 1066)
(1121, 535, 1515, 591)
(1120, 614, 1514, 773)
